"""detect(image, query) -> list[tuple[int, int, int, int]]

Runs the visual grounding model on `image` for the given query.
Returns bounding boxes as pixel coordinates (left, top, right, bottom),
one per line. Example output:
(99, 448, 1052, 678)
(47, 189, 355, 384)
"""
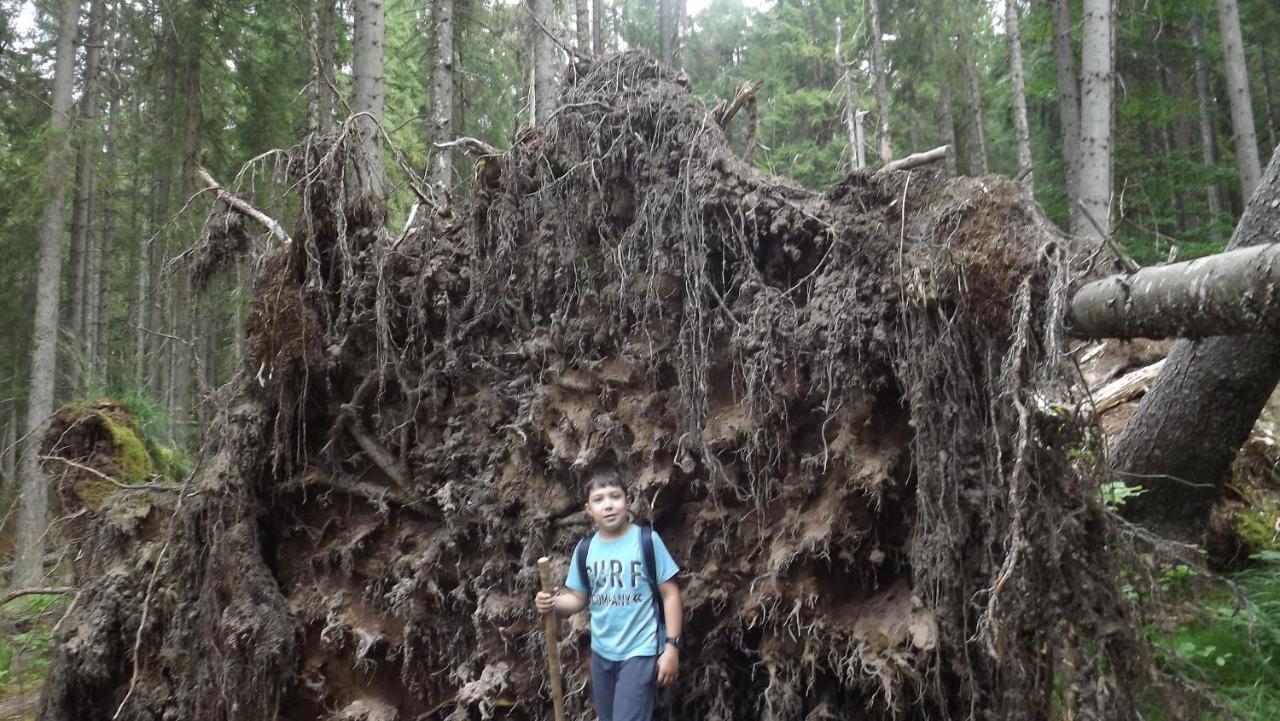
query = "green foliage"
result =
(1160, 560, 1280, 720)
(1101, 479, 1148, 510)
(0, 592, 68, 702)
(1235, 507, 1280, 557)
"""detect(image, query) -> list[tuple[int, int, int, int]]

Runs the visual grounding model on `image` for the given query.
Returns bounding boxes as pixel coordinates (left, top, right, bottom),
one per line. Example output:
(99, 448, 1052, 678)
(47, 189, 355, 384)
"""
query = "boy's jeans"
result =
(590, 652, 657, 721)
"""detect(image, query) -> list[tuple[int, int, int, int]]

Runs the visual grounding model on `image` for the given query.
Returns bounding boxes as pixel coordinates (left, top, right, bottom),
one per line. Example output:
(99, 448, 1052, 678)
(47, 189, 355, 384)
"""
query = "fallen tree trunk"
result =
(36, 53, 1185, 721)
(1069, 242, 1280, 339)
(1109, 145, 1280, 539)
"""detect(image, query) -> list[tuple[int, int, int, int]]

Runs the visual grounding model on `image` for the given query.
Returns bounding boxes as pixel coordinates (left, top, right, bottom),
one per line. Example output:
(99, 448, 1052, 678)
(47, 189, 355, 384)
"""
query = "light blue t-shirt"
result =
(565, 524, 679, 661)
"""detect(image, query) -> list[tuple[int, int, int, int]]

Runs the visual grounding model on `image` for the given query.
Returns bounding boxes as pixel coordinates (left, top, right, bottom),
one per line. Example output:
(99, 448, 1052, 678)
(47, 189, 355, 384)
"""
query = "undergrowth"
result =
(1159, 553, 1280, 720)
(0, 593, 69, 711)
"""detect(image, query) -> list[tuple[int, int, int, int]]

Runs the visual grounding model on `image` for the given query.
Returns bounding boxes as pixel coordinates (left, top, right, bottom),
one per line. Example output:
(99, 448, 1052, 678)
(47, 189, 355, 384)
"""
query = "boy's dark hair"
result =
(581, 464, 628, 500)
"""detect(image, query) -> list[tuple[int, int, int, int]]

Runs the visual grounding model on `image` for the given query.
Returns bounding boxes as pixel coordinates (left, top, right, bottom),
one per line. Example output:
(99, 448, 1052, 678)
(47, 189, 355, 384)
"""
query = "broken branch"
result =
(435, 136, 501, 157)
(877, 145, 949, 174)
(196, 167, 294, 245)
(716, 79, 765, 128)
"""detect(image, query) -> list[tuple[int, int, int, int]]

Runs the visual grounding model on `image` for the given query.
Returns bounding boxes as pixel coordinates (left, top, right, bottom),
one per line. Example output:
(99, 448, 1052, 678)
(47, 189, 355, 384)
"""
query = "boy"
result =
(534, 465, 683, 721)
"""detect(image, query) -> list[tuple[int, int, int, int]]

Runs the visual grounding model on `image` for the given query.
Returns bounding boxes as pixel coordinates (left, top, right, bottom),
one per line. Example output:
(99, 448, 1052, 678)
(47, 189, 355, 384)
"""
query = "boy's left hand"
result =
(656, 645, 679, 687)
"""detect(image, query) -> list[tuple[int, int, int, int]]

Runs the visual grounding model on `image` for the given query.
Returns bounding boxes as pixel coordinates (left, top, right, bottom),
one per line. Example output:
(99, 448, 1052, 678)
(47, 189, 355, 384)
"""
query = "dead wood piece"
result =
(716, 79, 764, 128)
(196, 167, 294, 245)
(1089, 360, 1165, 415)
(435, 136, 501, 157)
(877, 145, 950, 174)
(346, 423, 409, 486)
(0, 586, 73, 607)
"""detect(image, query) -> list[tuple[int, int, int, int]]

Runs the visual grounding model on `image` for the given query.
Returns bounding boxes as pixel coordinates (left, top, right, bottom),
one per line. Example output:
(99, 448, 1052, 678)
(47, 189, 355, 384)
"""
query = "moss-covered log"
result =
(36, 53, 1185, 721)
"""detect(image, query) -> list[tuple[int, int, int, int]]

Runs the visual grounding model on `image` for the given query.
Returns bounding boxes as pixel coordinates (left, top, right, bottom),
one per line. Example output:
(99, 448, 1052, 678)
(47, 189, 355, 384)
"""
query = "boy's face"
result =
(584, 483, 629, 535)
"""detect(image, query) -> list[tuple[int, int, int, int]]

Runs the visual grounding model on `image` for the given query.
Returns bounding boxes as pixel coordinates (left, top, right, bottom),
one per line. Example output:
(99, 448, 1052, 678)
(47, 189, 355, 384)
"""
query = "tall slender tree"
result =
(961, 43, 988, 174)
(1050, 0, 1082, 235)
(429, 0, 455, 191)
(1078, 0, 1113, 242)
(1191, 14, 1223, 218)
(531, 0, 555, 126)
(353, 0, 388, 203)
(66, 0, 106, 365)
(15, 0, 83, 587)
(866, 0, 892, 162)
(1005, 0, 1032, 195)
(1216, 0, 1261, 200)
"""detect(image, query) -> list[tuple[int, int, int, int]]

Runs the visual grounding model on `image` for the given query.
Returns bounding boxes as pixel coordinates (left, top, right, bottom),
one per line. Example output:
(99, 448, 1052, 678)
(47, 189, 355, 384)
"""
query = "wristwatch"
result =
(666, 635, 682, 649)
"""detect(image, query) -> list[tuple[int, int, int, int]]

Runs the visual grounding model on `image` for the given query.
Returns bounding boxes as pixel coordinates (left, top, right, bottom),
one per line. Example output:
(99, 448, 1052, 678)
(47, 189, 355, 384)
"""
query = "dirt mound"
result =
(38, 53, 1178, 721)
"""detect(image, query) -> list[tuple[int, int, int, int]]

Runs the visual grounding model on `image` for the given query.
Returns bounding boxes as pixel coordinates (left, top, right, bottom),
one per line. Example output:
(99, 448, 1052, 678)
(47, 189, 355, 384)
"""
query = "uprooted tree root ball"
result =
(38, 53, 1190, 721)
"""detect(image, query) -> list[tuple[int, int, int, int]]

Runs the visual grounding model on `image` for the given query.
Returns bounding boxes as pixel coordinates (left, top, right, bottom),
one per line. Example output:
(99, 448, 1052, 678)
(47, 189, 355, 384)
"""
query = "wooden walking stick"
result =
(537, 557, 567, 721)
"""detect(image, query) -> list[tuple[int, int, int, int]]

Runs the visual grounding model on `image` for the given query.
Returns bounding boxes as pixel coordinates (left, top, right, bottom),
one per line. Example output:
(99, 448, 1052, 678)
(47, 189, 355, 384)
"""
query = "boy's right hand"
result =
(534, 586, 559, 615)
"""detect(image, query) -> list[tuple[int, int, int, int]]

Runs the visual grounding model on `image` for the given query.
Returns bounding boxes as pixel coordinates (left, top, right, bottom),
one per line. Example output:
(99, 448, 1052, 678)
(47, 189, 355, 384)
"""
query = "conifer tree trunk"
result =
(940, 85, 958, 176)
(962, 49, 988, 175)
(134, 218, 150, 387)
(1005, 0, 1033, 195)
(320, 0, 337, 131)
(659, 0, 673, 65)
(531, 0, 555, 126)
(835, 18, 864, 171)
(429, 0, 454, 191)
(1079, 0, 1113, 242)
(307, 0, 322, 134)
(66, 0, 106, 360)
(1192, 15, 1224, 218)
(1051, 0, 1083, 234)
(592, 0, 603, 55)
(866, 0, 892, 162)
(352, 0, 387, 202)
(1261, 47, 1277, 151)
(575, 0, 589, 51)
(1, 410, 16, 486)
(15, 0, 83, 588)
(1216, 0, 1261, 200)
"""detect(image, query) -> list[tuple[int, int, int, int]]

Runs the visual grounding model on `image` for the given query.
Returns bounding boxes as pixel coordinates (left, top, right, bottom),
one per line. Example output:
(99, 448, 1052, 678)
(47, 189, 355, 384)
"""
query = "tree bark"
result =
(1051, 0, 1083, 235)
(307, 0, 322, 134)
(1078, 0, 1113, 243)
(1069, 242, 1280, 339)
(592, 0, 603, 55)
(319, 0, 337, 132)
(835, 18, 864, 171)
(1216, 0, 1262, 201)
(1005, 0, 1033, 195)
(962, 49, 988, 175)
(1261, 47, 1277, 152)
(1191, 15, 1224, 218)
(352, 0, 387, 203)
(1111, 147, 1280, 539)
(940, 85, 958, 176)
(659, 0, 672, 65)
(66, 0, 106, 360)
(429, 0, 454, 191)
(575, 0, 590, 52)
(15, 0, 82, 588)
(866, 0, 892, 162)
(531, 0, 555, 126)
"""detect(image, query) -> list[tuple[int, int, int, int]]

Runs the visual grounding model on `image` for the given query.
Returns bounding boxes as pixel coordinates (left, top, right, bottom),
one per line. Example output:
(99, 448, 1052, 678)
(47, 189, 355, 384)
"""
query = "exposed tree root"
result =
(37, 53, 1194, 721)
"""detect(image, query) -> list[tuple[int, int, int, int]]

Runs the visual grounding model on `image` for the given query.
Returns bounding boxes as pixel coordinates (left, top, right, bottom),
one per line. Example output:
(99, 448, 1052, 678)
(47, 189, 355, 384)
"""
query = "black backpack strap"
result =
(641, 524, 665, 653)
(574, 533, 594, 591)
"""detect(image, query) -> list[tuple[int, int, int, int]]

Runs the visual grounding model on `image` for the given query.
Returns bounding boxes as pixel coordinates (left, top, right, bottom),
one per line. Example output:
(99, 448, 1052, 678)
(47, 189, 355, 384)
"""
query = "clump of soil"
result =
(38, 53, 1180, 721)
